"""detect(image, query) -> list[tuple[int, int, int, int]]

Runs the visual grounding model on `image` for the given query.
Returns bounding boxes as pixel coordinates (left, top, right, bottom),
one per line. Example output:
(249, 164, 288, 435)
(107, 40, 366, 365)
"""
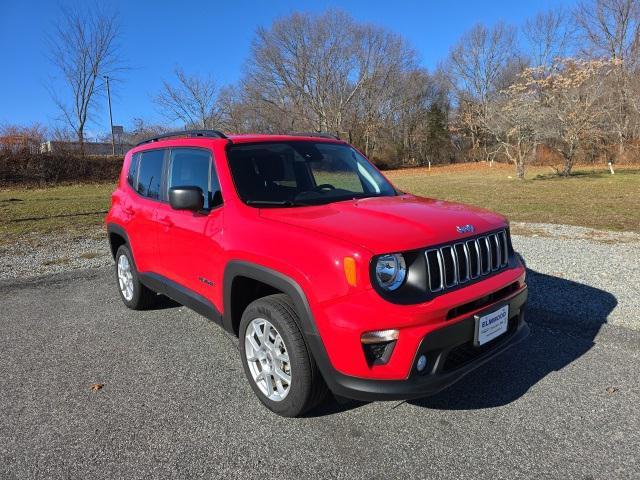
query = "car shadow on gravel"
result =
(409, 268, 617, 411)
(150, 294, 181, 310)
(311, 268, 617, 416)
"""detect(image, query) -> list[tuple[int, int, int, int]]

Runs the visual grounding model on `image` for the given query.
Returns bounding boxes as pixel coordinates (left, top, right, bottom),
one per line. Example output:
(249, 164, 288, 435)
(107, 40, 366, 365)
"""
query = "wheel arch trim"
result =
(222, 261, 319, 338)
(106, 223, 133, 259)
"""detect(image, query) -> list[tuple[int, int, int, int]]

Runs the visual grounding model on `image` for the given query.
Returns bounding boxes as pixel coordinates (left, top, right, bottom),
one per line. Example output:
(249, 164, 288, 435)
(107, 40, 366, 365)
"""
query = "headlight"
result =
(375, 254, 407, 291)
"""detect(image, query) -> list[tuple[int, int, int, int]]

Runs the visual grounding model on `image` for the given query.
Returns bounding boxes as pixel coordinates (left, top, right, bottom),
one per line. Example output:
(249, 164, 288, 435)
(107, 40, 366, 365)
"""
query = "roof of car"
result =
(136, 130, 341, 147)
(131, 131, 346, 152)
(227, 133, 344, 144)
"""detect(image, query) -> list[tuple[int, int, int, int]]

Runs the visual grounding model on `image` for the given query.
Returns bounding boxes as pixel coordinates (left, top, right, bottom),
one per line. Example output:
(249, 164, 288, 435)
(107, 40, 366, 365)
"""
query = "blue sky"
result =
(0, 0, 574, 138)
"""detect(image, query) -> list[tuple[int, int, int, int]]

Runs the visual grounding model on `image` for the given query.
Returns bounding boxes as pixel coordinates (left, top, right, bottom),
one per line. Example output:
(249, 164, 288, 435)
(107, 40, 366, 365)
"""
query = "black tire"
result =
(114, 245, 157, 310)
(239, 294, 328, 417)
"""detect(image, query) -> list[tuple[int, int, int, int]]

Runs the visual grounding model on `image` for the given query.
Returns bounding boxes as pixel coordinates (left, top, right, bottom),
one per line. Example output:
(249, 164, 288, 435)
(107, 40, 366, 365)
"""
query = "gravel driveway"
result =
(512, 223, 640, 332)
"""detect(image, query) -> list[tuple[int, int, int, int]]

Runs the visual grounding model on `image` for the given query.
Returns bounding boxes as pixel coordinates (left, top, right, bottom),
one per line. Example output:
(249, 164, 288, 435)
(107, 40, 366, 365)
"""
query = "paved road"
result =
(1, 267, 639, 479)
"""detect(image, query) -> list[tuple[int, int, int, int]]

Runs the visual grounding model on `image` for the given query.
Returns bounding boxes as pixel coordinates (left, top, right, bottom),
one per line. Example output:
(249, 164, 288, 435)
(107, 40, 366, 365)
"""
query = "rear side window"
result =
(137, 150, 165, 200)
(127, 153, 139, 188)
(168, 148, 222, 209)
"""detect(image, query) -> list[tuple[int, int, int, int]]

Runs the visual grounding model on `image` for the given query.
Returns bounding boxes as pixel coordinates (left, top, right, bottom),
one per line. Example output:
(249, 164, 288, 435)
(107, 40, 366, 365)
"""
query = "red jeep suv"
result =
(106, 130, 528, 417)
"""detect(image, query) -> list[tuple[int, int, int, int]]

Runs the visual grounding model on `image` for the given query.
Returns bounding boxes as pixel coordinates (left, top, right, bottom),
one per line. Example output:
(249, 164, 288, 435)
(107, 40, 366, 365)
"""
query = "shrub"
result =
(0, 152, 122, 186)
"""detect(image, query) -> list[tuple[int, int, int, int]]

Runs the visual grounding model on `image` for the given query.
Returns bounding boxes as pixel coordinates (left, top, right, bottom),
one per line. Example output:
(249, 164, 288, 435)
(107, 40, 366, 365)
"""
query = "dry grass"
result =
(42, 257, 72, 266)
(79, 251, 101, 260)
(387, 164, 640, 232)
(0, 183, 114, 245)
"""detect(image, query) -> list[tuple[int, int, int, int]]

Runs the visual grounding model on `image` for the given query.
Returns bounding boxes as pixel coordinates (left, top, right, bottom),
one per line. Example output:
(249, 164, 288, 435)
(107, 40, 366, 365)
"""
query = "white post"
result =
(608, 161, 615, 175)
(428, 161, 431, 171)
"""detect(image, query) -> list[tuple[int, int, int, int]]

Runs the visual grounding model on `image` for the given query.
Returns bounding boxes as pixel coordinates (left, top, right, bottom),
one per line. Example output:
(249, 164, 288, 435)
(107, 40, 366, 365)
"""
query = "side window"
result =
(127, 153, 139, 189)
(168, 148, 222, 209)
(137, 150, 165, 200)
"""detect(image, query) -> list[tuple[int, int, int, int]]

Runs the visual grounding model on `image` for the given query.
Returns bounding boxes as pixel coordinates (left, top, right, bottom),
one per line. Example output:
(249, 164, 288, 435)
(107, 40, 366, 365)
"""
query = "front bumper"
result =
(310, 287, 528, 401)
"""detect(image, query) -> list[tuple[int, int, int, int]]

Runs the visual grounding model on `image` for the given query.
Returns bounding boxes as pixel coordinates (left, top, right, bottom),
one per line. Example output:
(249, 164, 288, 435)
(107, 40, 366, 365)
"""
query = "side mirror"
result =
(169, 186, 204, 211)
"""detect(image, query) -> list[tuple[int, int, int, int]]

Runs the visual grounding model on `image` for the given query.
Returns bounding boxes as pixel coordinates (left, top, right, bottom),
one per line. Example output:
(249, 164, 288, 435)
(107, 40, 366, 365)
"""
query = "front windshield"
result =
(227, 141, 396, 206)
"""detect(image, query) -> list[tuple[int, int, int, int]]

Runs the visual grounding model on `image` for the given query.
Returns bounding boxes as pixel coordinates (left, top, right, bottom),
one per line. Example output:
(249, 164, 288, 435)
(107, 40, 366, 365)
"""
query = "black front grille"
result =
(425, 230, 510, 294)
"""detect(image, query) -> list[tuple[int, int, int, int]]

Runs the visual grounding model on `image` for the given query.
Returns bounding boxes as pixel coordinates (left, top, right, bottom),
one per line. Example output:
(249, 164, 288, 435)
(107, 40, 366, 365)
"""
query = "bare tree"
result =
(217, 86, 249, 133)
(48, 5, 121, 155)
(523, 7, 574, 74)
(245, 11, 357, 133)
(371, 68, 451, 167)
(120, 118, 171, 145)
(50, 125, 76, 142)
(447, 22, 520, 104)
(243, 10, 416, 140)
(0, 123, 48, 153)
(484, 85, 540, 179)
(155, 69, 222, 129)
(534, 59, 612, 175)
(575, 0, 640, 156)
(575, 0, 640, 62)
(445, 22, 521, 161)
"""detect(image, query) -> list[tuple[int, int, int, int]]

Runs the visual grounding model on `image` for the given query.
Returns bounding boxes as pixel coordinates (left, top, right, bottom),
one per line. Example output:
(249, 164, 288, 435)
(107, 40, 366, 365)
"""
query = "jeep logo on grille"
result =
(456, 224, 475, 234)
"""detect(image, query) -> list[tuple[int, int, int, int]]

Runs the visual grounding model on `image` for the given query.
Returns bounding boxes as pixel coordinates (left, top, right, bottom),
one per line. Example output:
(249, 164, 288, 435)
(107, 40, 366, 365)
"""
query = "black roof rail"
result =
(136, 129, 228, 146)
(286, 131, 340, 140)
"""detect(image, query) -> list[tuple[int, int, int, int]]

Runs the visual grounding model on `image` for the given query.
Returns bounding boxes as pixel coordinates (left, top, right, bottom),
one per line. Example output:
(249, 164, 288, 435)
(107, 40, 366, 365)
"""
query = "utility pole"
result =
(104, 75, 115, 156)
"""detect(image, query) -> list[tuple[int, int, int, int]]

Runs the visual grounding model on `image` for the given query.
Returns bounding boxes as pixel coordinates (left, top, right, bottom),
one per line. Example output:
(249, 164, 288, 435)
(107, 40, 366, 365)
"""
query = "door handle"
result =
(158, 216, 173, 227)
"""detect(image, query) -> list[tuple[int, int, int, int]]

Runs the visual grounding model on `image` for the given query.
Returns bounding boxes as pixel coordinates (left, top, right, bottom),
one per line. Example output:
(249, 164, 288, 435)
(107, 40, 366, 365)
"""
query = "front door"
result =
(155, 147, 224, 302)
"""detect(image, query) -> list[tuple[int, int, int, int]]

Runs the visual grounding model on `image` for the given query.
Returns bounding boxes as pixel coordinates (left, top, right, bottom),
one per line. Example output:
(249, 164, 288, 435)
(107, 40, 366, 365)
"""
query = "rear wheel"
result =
(115, 245, 156, 310)
(239, 294, 327, 417)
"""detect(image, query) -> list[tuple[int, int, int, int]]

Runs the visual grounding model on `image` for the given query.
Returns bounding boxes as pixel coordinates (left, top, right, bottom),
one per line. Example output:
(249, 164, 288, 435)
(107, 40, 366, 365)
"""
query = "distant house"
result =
(0, 134, 41, 154)
(40, 141, 132, 156)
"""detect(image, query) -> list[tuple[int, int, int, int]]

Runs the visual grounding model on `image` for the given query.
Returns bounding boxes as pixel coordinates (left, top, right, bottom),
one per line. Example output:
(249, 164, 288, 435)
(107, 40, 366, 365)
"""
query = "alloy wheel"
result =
(244, 318, 291, 401)
(117, 254, 134, 301)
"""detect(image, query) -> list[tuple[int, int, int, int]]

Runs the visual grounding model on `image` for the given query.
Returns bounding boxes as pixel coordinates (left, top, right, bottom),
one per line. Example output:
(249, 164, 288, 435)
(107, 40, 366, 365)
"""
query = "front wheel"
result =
(239, 294, 327, 417)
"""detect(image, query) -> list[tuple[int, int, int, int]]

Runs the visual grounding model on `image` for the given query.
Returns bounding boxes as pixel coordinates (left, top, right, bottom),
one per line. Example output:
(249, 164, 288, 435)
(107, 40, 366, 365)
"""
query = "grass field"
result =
(387, 164, 640, 233)
(1, 164, 638, 246)
(0, 183, 114, 245)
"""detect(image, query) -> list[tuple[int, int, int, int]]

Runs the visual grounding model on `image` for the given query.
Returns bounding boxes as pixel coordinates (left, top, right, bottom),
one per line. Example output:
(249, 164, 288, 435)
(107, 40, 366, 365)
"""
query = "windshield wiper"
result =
(318, 193, 388, 203)
(245, 200, 307, 207)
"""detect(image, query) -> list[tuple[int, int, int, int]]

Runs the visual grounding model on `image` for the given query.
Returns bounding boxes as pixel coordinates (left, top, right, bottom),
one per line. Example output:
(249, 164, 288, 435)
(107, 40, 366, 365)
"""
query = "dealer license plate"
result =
(475, 305, 509, 346)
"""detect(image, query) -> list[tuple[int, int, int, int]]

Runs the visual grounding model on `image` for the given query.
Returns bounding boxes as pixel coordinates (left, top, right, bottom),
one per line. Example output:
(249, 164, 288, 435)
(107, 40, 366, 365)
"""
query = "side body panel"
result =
(155, 203, 224, 299)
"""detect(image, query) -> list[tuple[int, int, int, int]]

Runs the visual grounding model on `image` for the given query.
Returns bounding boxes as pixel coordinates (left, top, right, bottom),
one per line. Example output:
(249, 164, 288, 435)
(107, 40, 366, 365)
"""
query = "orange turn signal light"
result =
(343, 257, 357, 287)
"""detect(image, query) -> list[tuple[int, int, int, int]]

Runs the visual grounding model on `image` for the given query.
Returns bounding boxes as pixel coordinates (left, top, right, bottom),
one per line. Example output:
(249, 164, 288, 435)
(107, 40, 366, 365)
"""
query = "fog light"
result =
(362, 341, 396, 366)
(416, 355, 427, 372)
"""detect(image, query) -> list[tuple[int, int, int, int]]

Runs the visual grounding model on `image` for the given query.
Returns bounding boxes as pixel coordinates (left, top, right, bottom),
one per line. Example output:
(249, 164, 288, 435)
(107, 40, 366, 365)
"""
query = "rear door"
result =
(125, 148, 167, 273)
(155, 147, 224, 299)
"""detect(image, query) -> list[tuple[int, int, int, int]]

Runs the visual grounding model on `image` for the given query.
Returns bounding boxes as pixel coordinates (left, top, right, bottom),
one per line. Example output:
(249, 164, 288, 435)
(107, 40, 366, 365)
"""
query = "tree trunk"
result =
(516, 158, 525, 179)
(78, 129, 85, 157)
(617, 132, 625, 162)
(561, 156, 574, 176)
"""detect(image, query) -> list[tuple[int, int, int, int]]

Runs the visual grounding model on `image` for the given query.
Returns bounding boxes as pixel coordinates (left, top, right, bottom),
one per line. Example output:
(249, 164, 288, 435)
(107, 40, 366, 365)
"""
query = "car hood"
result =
(259, 194, 508, 254)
